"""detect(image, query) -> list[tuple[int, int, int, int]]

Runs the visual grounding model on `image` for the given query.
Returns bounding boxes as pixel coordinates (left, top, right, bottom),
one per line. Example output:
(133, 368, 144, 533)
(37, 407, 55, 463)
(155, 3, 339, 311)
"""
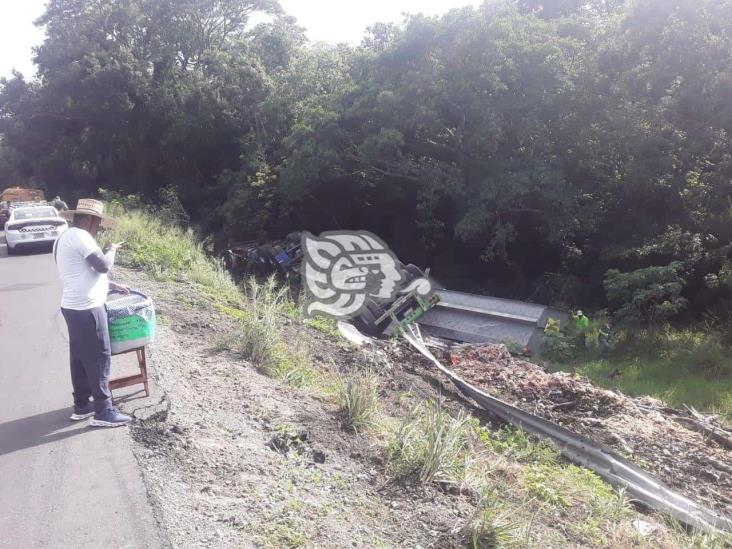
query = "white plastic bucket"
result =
(106, 290, 156, 355)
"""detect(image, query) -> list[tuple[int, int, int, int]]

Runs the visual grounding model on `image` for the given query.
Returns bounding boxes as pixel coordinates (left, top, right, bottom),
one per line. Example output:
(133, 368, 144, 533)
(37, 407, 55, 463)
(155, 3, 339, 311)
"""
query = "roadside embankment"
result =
(104, 209, 731, 548)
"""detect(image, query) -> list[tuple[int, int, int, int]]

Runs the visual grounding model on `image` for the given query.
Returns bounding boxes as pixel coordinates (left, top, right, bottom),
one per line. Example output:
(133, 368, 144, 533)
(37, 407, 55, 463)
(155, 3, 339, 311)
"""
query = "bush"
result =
(541, 332, 576, 363)
(604, 263, 688, 328)
(98, 188, 143, 212)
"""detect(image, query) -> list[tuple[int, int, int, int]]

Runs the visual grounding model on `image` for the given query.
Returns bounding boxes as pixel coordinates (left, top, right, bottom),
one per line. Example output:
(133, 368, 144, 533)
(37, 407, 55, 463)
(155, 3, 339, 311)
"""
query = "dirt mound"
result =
(448, 344, 732, 518)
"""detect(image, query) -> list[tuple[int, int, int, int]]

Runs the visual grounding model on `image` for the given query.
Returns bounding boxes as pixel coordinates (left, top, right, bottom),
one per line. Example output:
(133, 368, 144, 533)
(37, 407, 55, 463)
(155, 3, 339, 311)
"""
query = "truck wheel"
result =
(351, 300, 389, 337)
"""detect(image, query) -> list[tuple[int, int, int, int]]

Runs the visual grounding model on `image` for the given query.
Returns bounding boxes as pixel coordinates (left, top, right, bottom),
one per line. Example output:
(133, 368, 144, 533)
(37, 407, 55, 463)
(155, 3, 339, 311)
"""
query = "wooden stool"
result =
(109, 346, 149, 397)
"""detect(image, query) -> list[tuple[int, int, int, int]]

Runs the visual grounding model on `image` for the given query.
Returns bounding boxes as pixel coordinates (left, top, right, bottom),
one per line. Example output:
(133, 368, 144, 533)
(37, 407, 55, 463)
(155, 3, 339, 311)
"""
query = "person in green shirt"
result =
(574, 310, 589, 332)
(572, 310, 590, 349)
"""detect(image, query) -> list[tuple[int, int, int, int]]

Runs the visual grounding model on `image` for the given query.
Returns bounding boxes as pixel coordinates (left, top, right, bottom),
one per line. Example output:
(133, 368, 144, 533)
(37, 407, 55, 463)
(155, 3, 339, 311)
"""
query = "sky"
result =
(0, 0, 482, 79)
(0, 1, 46, 79)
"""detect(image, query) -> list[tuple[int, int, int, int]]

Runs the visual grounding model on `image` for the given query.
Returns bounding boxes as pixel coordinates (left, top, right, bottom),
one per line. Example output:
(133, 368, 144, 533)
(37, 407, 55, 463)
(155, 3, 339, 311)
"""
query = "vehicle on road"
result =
(1, 187, 46, 224)
(4, 204, 68, 255)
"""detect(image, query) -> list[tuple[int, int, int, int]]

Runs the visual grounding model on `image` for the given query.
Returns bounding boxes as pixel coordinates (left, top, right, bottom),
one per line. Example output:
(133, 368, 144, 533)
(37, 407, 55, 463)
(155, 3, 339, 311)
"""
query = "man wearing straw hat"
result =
(55, 198, 132, 427)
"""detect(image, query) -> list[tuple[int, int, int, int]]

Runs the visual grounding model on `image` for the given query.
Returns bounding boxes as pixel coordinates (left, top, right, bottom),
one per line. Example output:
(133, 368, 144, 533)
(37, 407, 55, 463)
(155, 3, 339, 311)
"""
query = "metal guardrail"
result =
(333, 282, 732, 533)
(401, 326, 732, 536)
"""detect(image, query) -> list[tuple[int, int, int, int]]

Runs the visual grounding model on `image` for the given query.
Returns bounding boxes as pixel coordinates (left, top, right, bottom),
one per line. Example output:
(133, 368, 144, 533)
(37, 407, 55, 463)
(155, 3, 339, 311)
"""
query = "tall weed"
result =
(225, 277, 314, 387)
(388, 402, 472, 484)
(338, 369, 380, 433)
(466, 501, 520, 549)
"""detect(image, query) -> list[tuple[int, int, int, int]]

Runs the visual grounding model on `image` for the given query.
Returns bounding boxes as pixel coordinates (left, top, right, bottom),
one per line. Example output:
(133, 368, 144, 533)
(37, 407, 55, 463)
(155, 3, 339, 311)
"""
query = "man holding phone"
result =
(55, 199, 132, 427)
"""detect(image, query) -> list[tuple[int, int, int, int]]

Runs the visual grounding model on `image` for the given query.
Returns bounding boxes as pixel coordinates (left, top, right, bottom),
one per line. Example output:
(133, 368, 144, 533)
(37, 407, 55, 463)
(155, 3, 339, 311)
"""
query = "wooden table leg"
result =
(110, 347, 149, 397)
(137, 347, 150, 397)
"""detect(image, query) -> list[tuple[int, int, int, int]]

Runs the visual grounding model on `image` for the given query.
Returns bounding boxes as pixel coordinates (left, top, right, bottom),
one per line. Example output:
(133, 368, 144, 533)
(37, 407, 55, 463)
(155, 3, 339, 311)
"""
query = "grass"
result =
(547, 327, 732, 422)
(104, 208, 327, 389)
(472, 423, 560, 466)
(99, 209, 242, 304)
(661, 520, 732, 549)
(468, 422, 730, 548)
(550, 357, 732, 422)
(263, 515, 308, 548)
(523, 464, 632, 520)
(103, 208, 317, 387)
(303, 316, 340, 337)
(219, 277, 315, 388)
(467, 502, 521, 549)
(100, 207, 351, 393)
(337, 368, 380, 433)
(336, 352, 723, 546)
(387, 401, 472, 484)
(462, 419, 730, 548)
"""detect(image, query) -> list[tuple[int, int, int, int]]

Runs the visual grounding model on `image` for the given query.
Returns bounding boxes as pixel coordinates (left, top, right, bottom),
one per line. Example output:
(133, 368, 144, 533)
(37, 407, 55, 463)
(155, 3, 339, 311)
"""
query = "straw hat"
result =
(60, 198, 116, 228)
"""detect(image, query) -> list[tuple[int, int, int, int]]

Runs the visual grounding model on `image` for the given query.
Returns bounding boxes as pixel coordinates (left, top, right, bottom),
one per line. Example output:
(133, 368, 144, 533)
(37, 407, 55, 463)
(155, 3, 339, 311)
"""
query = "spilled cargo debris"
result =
(431, 342, 732, 527)
(392, 333, 732, 534)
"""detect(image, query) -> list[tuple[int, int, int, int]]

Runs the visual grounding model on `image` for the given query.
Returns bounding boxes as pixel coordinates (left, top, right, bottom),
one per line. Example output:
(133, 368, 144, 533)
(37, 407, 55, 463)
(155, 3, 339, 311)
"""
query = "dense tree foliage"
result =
(3, 0, 732, 324)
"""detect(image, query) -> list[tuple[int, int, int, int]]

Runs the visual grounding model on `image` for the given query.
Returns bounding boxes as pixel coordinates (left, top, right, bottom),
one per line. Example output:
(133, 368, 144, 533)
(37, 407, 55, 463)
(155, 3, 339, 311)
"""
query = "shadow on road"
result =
(113, 388, 149, 405)
(0, 282, 51, 292)
(0, 408, 93, 458)
(0, 247, 54, 259)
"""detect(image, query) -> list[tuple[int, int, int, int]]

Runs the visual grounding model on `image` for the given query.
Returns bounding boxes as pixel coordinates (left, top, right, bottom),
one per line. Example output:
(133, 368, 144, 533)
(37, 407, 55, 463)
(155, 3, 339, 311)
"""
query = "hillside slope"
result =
(111, 263, 729, 548)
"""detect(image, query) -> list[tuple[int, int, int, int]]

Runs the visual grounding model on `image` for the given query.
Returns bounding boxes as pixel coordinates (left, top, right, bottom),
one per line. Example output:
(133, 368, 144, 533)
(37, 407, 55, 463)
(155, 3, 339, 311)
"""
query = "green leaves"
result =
(604, 263, 688, 327)
(4, 0, 732, 323)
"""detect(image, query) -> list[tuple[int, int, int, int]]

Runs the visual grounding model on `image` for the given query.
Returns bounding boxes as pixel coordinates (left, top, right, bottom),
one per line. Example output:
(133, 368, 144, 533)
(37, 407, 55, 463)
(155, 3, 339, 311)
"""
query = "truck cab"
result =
(1, 187, 46, 224)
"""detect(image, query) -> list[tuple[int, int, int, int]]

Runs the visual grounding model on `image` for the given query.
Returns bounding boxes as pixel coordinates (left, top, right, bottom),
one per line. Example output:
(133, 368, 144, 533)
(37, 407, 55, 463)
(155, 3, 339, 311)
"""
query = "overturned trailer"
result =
(417, 290, 568, 355)
(334, 277, 566, 356)
(224, 232, 565, 353)
(224, 231, 303, 280)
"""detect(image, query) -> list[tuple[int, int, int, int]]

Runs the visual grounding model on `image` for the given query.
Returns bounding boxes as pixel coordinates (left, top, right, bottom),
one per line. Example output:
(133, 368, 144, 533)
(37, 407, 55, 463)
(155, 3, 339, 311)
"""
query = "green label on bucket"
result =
(109, 315, 155, 342)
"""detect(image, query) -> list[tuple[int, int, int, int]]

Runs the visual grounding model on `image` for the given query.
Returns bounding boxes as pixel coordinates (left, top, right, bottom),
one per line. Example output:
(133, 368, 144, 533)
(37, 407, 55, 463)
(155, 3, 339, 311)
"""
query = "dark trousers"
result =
(61, 306, 112, 413)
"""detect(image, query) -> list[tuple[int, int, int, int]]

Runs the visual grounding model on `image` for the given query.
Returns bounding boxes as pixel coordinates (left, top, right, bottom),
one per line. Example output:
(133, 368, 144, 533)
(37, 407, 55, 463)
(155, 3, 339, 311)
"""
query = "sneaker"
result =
(70, 401, 95, 421)
(90, 408, 132, 428)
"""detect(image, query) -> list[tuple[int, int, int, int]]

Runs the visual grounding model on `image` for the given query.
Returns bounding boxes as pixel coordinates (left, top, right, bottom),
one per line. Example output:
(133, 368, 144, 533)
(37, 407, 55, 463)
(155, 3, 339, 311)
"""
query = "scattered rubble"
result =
(266, 428, 327, 464)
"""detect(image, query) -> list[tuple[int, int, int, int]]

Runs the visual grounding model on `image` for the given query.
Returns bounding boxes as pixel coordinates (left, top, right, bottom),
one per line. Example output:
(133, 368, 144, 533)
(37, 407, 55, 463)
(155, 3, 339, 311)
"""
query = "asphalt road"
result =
(0, 234, 163, 548)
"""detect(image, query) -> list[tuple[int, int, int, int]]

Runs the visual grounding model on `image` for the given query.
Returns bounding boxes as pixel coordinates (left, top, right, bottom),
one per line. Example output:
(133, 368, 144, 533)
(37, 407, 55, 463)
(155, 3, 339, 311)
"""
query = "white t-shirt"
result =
(54, 227, 109, 310)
